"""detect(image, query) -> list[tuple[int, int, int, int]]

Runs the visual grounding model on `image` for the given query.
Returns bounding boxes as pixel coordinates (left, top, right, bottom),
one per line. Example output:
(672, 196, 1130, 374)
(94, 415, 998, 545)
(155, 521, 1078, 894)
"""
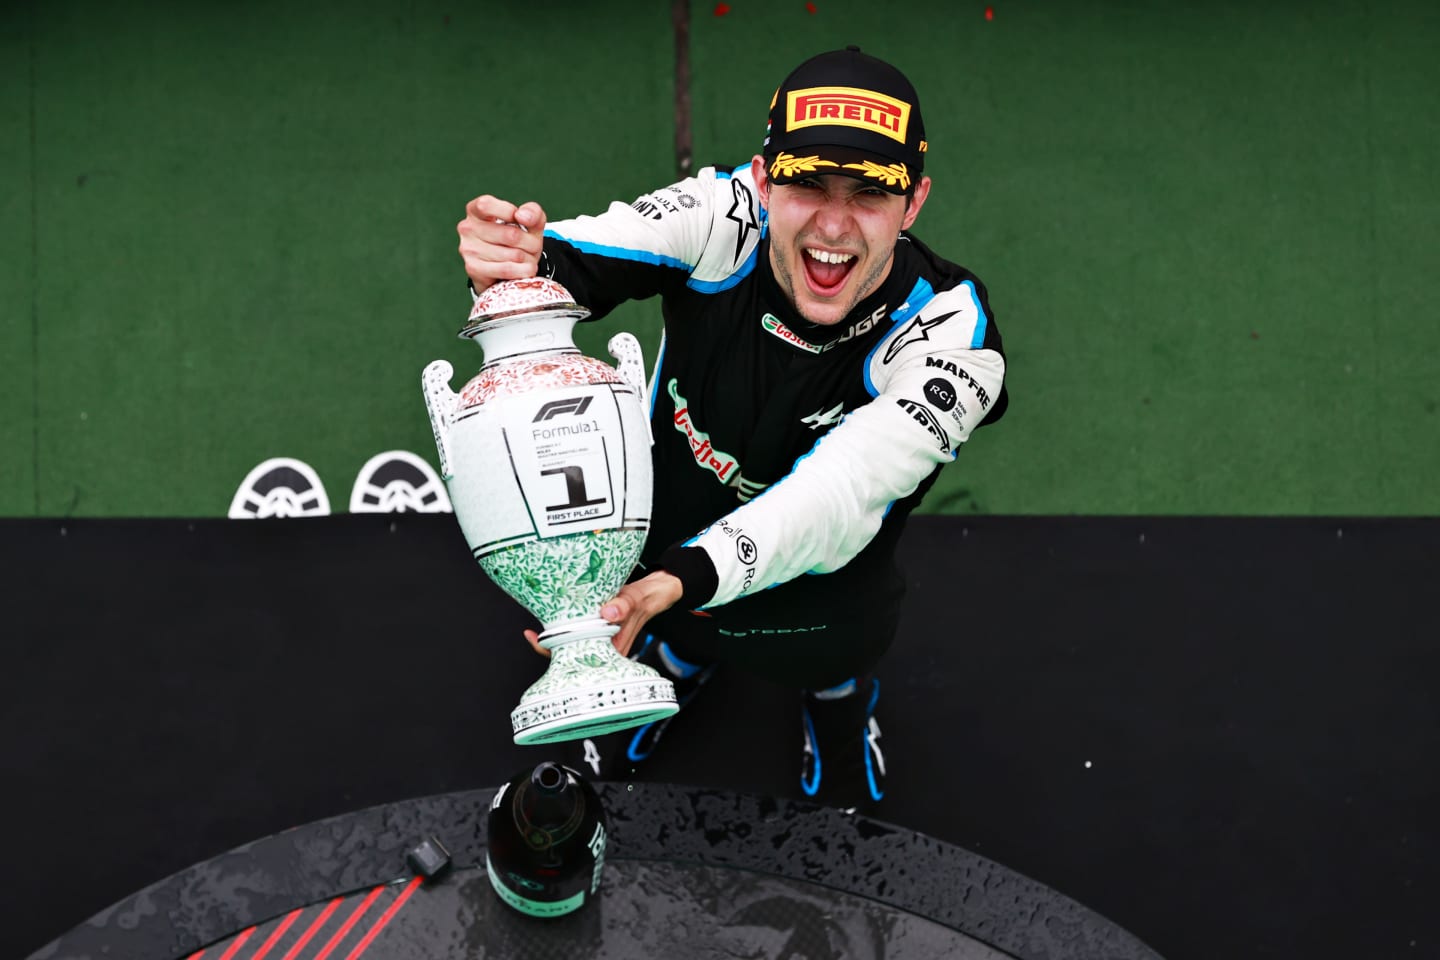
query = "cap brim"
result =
(766, 144, 915, 194)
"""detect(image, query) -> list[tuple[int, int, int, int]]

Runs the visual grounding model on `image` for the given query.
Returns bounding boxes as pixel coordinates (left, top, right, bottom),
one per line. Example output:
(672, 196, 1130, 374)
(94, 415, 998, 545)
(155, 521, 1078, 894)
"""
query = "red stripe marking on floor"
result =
(248, 908, 303, 960)
(342, 877, 424, 960)
(310, 886, 385, 960)
(217, 926, 255, 960)
(279, 898, 343, 960)
(185, 951, 205, 960)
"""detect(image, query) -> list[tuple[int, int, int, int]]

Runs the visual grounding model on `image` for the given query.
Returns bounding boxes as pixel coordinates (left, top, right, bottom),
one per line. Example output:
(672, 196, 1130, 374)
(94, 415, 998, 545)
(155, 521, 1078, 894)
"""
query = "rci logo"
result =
(533, 396, 593, 422)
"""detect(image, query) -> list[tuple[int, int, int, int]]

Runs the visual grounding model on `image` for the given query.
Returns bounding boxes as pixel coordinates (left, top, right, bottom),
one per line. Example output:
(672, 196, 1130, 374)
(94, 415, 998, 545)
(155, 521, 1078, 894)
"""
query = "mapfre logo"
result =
(787, 86, 911, 144)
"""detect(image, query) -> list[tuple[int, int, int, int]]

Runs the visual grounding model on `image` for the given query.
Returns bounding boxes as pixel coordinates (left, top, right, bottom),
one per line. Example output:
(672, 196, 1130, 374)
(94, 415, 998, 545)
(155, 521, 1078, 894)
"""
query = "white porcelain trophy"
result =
(422, 278, 677, 745)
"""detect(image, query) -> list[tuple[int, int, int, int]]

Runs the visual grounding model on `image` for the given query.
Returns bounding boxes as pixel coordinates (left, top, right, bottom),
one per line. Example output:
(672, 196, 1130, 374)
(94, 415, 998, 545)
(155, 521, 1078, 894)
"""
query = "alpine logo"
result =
(801, 403, 844, 430)
(533, 396, 593, 421)
(896, 397, 950, 452)
(882, 310, 960, 364)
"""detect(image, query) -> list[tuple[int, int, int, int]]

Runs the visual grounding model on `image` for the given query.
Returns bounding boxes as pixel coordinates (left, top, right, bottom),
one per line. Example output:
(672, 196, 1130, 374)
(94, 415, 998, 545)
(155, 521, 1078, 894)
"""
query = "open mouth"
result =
(802, 248, 856, 297)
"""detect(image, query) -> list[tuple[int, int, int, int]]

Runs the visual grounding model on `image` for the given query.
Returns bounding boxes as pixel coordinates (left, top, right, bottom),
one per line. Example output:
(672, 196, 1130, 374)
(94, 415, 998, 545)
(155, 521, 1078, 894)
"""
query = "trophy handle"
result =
(607, 332, 652, 445)
(421, 360, 458, 479)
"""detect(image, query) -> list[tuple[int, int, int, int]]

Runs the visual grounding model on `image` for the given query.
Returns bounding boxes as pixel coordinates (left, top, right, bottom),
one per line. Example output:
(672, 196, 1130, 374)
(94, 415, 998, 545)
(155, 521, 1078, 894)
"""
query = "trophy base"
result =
(511, 634, 679, 746)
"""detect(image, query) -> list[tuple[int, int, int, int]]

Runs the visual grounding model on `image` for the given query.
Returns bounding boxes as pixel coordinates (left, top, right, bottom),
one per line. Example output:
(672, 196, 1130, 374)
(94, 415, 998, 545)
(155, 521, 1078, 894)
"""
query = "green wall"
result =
(3, 0, 1437, 517)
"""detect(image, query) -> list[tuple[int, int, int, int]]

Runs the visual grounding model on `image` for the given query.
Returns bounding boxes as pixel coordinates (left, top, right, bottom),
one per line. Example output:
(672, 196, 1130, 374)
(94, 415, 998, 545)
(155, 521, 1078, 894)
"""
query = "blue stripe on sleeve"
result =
(962, 279, 990, 348)
(543, 230, 693, 271)
(862, 278, 936, 397)
(686, 245, 759, 294)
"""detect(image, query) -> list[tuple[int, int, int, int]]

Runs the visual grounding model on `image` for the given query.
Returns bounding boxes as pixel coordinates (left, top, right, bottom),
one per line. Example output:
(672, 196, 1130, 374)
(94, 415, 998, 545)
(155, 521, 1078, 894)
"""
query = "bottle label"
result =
(587, 821, 607, 894)
(486, 854, 587, 917)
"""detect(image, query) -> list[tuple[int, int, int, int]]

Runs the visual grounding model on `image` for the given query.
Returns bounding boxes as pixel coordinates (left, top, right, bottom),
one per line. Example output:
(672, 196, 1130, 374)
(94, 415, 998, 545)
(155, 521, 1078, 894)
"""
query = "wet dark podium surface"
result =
(10, 514, 1438, 959)
(32, 783, 1162, 960)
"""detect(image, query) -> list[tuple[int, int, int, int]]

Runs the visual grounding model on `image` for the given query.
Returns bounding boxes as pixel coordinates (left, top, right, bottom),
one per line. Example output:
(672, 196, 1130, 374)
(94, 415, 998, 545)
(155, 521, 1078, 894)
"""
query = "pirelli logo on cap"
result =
(786, 86, 911, 143)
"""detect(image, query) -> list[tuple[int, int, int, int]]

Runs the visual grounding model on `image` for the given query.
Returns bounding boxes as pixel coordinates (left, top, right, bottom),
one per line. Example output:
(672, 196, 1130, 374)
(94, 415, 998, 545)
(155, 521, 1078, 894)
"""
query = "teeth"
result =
(806, 249, 854, 265)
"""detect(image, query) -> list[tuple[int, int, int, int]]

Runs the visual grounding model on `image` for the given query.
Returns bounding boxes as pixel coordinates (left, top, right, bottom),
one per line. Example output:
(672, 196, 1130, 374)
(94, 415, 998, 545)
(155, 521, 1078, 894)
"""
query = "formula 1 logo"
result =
(533, 396, 594, 421)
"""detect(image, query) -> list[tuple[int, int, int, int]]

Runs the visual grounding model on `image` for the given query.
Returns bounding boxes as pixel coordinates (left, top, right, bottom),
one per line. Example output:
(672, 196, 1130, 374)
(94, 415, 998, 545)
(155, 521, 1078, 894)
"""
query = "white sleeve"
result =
(543, 166, 763, 290)
(686, 284, 1005, 607)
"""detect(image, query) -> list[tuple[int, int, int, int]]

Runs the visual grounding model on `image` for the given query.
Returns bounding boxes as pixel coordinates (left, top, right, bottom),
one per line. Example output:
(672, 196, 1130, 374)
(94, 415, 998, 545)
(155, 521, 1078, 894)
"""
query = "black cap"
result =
(762, 46, 926, 195)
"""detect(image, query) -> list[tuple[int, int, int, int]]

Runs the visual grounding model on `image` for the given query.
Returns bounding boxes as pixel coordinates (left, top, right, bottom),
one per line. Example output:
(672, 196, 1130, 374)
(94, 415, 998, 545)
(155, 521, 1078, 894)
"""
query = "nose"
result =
(812, 192, 854, 241)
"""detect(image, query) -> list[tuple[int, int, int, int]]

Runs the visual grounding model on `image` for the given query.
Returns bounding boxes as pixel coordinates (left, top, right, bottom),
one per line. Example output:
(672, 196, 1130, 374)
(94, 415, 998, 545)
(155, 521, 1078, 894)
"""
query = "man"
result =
(458, 47, 1007, 812)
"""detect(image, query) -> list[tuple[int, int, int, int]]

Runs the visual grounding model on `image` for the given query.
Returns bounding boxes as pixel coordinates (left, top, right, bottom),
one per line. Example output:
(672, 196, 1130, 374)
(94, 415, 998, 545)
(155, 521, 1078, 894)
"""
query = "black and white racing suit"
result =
(539, 163, 1008, 688)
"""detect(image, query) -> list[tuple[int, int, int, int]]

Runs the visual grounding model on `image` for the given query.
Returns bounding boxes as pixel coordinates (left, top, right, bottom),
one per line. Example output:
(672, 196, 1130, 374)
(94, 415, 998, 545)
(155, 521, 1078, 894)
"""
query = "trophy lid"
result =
(461, 277, 591, 339)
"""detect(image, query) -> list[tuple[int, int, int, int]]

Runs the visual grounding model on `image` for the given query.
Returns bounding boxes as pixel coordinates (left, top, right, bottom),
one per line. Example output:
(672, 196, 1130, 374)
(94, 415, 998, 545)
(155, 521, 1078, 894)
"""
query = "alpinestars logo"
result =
(801, 403, 844, 430)
(882, 310, 960, 364)
(726, 177, 758, 265)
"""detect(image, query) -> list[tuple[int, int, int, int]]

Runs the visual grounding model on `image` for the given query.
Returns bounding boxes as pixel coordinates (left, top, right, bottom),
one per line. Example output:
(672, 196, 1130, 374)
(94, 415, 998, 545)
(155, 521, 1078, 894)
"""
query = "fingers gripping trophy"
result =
(423, 278, 678, 745)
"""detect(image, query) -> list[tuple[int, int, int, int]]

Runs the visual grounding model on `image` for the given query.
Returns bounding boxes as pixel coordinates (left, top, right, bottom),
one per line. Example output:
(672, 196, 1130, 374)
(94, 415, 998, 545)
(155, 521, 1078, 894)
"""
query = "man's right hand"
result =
(457, 196, 548, 293)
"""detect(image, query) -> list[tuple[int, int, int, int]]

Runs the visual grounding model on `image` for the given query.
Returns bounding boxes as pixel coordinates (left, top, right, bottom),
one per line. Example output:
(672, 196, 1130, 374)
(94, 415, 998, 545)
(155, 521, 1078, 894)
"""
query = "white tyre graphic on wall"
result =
(228, 457, 331, 519)
(349, 450, 453, 514)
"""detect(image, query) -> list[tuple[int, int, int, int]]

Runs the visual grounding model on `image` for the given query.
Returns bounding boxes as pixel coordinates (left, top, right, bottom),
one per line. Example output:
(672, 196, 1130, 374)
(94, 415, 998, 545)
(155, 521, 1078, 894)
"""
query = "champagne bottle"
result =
(485, 761, 608, 917)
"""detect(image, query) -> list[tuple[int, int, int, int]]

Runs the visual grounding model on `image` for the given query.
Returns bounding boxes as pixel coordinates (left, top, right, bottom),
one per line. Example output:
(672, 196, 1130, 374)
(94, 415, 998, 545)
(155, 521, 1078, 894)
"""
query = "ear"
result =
(900, 175, 932, 231)
(751, 155, 771, 206)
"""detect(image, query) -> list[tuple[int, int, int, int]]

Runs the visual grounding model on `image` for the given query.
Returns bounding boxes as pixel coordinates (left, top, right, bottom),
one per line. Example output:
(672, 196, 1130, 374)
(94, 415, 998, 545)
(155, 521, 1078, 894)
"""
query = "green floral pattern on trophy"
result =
(479, 528, 646, 624)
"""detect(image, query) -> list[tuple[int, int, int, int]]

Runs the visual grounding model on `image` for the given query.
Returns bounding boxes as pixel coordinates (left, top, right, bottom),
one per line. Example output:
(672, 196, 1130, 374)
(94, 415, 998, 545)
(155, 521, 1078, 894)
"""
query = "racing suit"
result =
(538, 163, 1008, 688)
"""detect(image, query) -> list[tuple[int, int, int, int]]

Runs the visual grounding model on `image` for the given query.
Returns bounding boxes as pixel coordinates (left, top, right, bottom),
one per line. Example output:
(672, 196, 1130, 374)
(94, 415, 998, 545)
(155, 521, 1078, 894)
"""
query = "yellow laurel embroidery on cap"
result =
(769, 152, 841, 180)
(919, 140, 928, 153)
(841, 160, 911, 190)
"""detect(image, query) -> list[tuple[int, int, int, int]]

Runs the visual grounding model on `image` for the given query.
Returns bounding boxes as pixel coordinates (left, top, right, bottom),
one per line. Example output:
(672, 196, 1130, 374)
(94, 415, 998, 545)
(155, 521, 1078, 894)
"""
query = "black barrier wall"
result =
(4, 514, 1435, 960)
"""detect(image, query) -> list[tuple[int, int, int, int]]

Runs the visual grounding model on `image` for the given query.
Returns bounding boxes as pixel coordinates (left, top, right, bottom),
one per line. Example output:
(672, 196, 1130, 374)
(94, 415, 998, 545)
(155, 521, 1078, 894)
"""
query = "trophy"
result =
(422, 278, 678, 745)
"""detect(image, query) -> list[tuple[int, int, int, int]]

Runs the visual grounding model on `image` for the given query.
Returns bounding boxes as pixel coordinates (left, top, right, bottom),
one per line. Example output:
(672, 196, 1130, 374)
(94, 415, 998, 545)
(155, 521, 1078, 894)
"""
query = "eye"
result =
(794, 178, 823, 189)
